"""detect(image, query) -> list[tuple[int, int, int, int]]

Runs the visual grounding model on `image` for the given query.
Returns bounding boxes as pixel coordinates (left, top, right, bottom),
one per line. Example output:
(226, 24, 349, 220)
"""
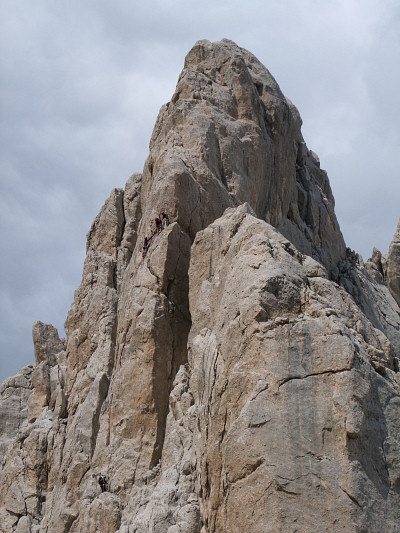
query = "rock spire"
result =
(0, 39, 399, 533)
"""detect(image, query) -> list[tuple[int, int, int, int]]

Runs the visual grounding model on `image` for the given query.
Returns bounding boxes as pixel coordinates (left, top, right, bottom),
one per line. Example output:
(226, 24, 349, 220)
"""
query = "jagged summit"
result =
(365, 218, 400, 307)
(143, 38, 345, 276)
(0, 40, 399, 533)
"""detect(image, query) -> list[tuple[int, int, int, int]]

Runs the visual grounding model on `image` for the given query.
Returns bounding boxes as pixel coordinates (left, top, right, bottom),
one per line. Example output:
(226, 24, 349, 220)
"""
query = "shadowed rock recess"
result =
(1, 39, 399, 533)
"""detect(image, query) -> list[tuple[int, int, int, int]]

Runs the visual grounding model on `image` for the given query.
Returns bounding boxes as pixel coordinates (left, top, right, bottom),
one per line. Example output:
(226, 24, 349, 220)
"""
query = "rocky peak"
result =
(145, 38, 345, 276)
(0, 40, 399, 533)
(363, 220, 400, 335)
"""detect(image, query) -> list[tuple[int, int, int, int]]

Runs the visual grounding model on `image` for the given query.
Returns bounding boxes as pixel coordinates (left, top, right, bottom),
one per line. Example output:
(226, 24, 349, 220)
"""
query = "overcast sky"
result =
(1, 0, 399, 385)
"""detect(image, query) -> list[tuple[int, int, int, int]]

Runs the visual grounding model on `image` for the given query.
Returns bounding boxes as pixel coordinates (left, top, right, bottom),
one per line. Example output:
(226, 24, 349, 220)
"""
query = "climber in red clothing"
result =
(155, 216, 162, 233)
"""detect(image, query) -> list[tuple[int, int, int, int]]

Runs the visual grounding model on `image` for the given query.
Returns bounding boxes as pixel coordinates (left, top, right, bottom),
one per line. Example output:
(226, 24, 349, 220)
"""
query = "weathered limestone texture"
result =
(0, 366, 33, 461)
(387, 219, 400, 307)
(0, 39, 399, 533)
(364, 220, 400, 312)
(188, 205, 399, 533)
(144, 39, 345, 277)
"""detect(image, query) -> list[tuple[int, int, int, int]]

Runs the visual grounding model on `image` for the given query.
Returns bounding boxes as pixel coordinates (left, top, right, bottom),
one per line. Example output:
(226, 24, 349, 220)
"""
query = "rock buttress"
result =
(187, 205, 399, 533)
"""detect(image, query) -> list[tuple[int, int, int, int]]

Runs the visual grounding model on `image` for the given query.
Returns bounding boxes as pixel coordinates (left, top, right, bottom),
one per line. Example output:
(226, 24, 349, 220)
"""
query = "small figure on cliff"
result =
(161, 210, 169, 228)
(143, 235, 152, 256)
(98, 475, 106, 492)
(155, 216, 162, 233)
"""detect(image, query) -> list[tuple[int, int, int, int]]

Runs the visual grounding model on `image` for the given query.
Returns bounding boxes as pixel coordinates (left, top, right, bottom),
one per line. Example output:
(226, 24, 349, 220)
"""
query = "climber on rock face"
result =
(143, 235, 152, 256)
(155, 216, 162, 233)
(99, 475, 106, 492)
(161, 210, 169, 228)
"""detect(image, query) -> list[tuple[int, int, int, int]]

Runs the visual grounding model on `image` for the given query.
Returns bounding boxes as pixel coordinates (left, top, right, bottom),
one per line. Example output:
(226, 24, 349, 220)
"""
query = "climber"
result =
(155, 216, 162, 233)
(161, 210, 169, 228)
(143, 235, 152, 256)
(98, 475, 106, 492)
(103, 474, 109, 491)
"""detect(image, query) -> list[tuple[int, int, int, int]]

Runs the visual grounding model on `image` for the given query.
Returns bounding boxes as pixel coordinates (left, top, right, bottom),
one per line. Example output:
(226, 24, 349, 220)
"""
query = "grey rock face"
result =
(0, 366, 33, 461)
(365, 220, 400, 309)
(187, 205, 399, 533)
(145, 38, 345, 276)
(387, 219, 400, 306)
(0, 40, 398, 533)
(32, 321, 65, 367)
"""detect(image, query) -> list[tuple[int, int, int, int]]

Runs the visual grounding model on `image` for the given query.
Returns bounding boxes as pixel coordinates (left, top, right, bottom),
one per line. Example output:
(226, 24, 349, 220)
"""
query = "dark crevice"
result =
(254, 81, 263, 96)
(248, 417, 271, 429)
(275, 482, 301, 496)
(90, 373, 110, 459)
(278, 367, 352, 389)
(341, 486, 362, 508)
(230, 457, 265, 485)
(147, 228, 192, 468)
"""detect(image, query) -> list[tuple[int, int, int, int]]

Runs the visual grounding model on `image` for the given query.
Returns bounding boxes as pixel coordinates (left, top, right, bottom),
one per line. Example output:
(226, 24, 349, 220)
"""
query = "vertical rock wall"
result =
(387, 219, 400, 307)
(187, 205, 399, 532)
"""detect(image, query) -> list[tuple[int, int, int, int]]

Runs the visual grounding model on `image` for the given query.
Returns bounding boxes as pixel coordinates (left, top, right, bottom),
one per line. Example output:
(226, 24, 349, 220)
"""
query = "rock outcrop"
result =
(365, 219, 400, 309)
(387, 219, 400, 307)
(0, 366, 33, 461)
(0, 39, 399, 533)
(188, 205, 399, 532)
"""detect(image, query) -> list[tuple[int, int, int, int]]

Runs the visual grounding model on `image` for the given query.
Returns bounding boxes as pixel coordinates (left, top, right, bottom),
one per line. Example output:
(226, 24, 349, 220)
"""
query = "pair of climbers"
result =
(155, 210, 170, 233)
(142, 210, 170, 257)
(98, 474, 109, 493)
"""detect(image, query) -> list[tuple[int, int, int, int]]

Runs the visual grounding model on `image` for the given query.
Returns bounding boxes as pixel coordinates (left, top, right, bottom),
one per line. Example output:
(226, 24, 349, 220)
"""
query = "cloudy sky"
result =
(0, 0, 399, 384)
